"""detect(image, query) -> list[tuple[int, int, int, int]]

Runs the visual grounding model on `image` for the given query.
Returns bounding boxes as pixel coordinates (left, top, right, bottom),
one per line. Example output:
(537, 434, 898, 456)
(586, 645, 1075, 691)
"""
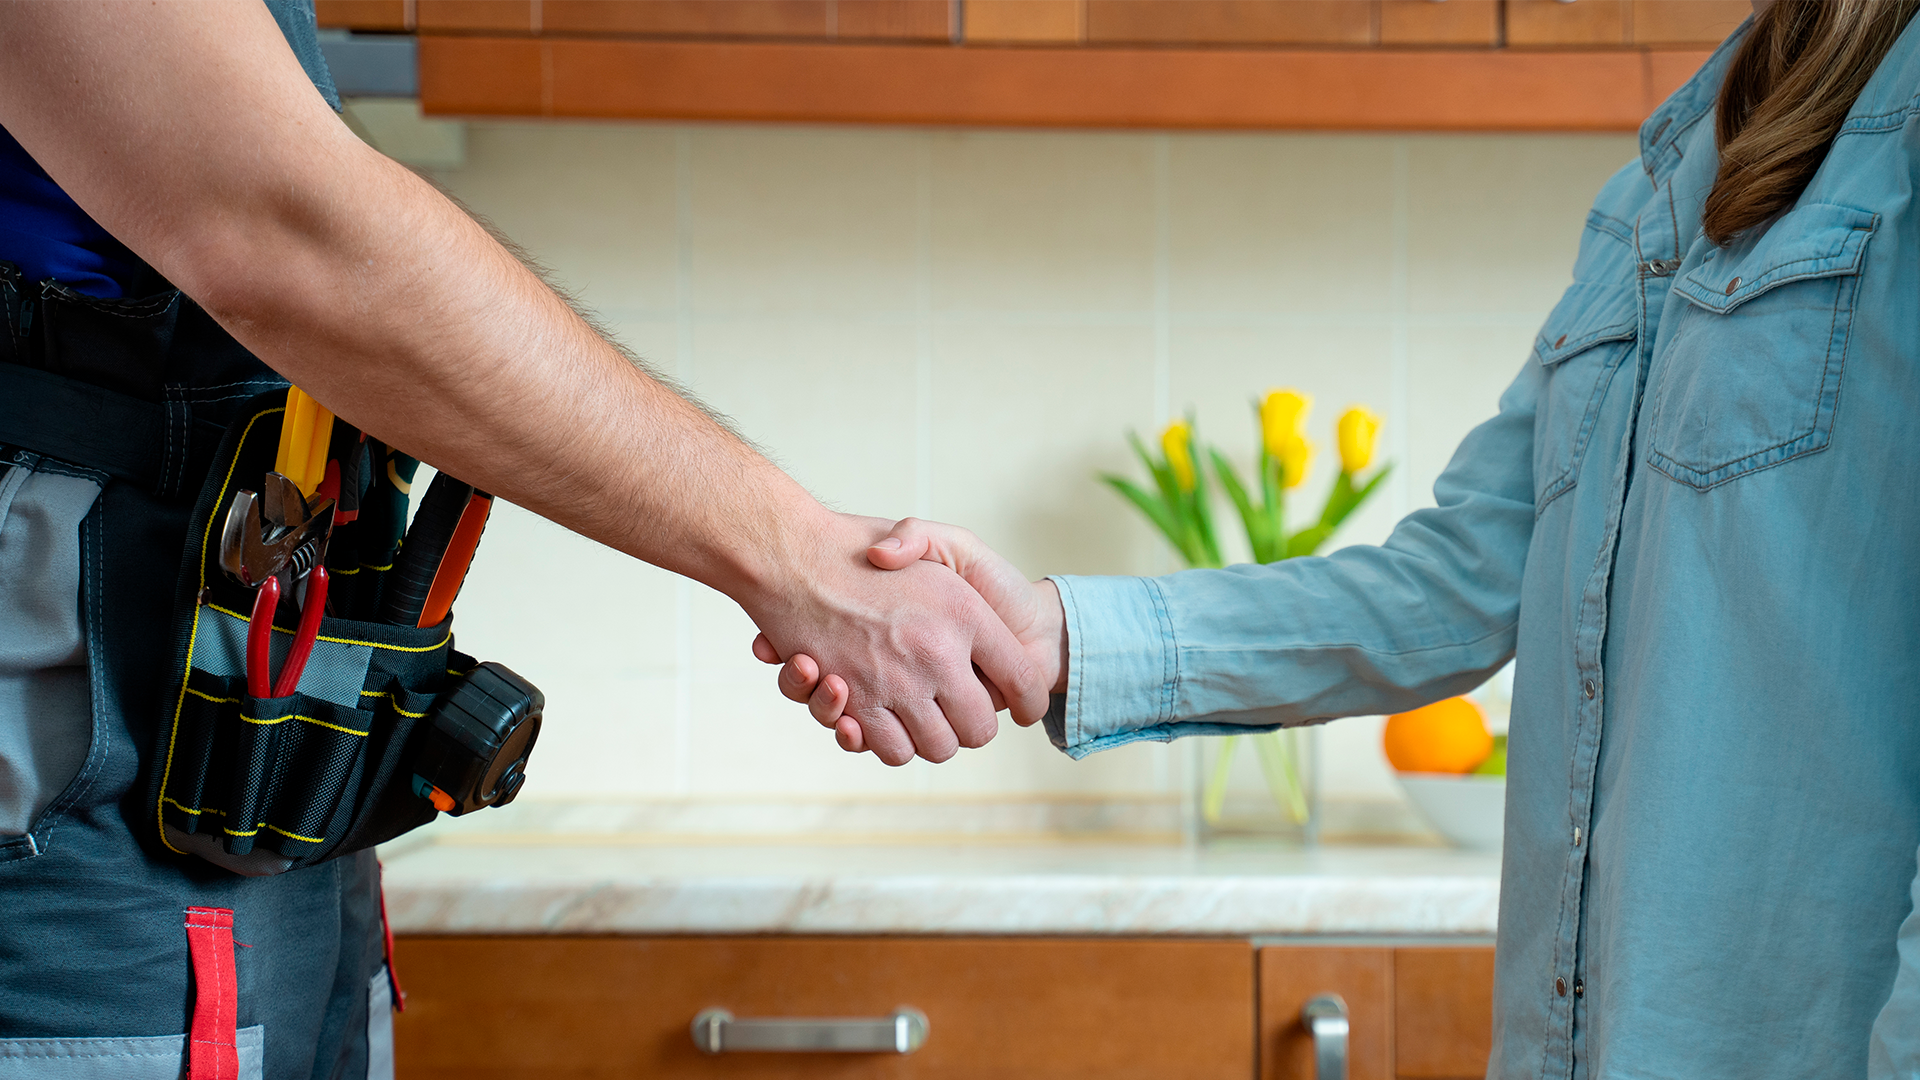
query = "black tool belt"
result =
(0, 268, 541, 877)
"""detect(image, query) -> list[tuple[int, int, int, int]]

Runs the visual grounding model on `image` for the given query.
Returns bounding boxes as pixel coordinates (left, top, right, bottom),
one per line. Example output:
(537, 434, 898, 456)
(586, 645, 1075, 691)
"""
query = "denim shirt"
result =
(1046, 20, 1920, 1080)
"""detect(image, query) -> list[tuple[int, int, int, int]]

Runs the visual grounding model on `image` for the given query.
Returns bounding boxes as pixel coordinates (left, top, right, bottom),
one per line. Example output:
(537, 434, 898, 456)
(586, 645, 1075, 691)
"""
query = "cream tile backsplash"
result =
(419, 120, 1637, 829)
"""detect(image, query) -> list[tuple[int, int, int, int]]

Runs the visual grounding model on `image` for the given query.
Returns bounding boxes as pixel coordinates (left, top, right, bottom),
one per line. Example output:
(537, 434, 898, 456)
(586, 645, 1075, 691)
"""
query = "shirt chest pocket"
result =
(1647, 203, 1877, 490)
(1533, 280, 1637, 511)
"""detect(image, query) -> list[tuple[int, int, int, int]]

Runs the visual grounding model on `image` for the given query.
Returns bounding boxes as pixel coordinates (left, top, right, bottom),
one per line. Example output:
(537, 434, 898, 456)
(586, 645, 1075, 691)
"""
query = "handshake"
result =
(742, 515, 1067, 767)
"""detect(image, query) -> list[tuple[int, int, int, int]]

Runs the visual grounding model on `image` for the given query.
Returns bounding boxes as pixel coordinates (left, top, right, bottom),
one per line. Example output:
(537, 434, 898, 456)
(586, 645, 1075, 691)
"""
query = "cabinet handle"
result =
(690, 1008, 929, 1054)
(1301, 994, 1349, 1080)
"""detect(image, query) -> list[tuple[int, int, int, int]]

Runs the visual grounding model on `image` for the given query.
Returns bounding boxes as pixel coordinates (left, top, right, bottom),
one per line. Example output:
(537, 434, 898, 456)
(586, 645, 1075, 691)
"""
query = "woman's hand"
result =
(739, 513, 1051, 766)
(753, 518, 1068, 755)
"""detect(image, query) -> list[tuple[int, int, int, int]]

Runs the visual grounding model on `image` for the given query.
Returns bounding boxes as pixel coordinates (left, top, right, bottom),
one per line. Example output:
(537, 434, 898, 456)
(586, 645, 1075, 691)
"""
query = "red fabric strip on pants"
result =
(184, 906, 238, 1080)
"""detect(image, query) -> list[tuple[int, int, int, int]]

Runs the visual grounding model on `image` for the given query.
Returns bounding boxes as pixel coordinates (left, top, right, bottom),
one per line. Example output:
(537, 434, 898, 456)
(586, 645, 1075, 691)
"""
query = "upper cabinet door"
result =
(1629, 0, 1751, 46)
(1506, 0, 1630, 46)
(1379, 1, 1500, 47)
(1083, 0, 1373, 46)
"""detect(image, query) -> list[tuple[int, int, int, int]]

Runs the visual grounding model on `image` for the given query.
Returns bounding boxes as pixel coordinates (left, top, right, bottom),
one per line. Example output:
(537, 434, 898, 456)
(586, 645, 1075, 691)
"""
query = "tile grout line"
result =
(598, 307, 1542, 331)
(673, 127, 695, 796)
(1389, 139, 1412, 522)
(914, 136, 935, 795)
(1152, 133, 1174, 800)
(1152, 135, 1172, 429)
(915, 136, 935, 523)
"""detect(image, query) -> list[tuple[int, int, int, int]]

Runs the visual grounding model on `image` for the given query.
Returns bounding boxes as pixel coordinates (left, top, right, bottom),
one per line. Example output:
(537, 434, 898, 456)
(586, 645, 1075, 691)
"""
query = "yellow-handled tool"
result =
(274, 387, 334, 497)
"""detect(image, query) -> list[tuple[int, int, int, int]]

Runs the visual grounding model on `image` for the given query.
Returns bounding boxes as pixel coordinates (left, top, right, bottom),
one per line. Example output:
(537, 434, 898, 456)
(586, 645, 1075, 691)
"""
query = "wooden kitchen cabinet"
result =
(344, 0, 952, 40)
(1260, 947, 1394, 1080)
(392, 936, 1256, 1079)
(1083, 0, 1372, 46)
(1259, 944, 1496, 1080)
(1628, 0, 1750, 46)
(1504, 0, 1630, 47)
(1506, 0, 1747, 48)
(1377, 1, 1499, 48)
(964, 0, 1085, 43)
(321, 0, 1724, 132)
(1394, 948, 1496, 1079)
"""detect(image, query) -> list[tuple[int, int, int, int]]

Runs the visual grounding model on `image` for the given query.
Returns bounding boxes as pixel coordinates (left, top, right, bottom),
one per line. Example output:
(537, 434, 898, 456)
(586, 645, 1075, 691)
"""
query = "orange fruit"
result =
(1383, 697, 1493, 774)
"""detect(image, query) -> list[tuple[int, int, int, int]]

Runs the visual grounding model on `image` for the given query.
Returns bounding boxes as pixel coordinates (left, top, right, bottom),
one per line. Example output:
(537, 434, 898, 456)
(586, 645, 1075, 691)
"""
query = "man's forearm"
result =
(0, 0, 822, 613)
(0, 2, 1050, 760)
(189, 146, 828, 611)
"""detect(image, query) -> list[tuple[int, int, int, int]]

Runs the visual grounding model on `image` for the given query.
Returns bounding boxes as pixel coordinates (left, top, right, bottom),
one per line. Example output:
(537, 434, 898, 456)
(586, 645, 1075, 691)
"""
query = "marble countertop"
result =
(379, 838, 1501, 938)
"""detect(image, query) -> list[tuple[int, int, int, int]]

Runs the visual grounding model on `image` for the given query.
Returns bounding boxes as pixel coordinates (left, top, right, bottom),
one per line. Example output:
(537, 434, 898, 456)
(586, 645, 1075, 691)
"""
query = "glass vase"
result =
(1189, 727, 1320, 845)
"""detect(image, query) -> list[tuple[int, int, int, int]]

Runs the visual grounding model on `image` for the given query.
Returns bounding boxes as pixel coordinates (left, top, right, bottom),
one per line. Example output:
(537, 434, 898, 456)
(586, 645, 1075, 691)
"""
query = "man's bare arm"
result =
(0, 0, 1044, 762)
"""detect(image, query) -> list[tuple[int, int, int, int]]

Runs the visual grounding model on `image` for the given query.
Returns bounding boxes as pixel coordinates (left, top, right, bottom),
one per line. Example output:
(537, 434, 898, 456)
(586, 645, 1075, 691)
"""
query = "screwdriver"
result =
(275, 387, 333, 497)
(378, 472, 474, 627)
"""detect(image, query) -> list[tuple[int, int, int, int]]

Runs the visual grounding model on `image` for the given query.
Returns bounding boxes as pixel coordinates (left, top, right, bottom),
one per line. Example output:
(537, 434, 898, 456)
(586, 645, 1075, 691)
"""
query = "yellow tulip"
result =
(1337, 406, 1382, 474)
(1161, 420, 1197, 492)
(1260, 390, 1312, 460)
(1278, 436, 1315, 489)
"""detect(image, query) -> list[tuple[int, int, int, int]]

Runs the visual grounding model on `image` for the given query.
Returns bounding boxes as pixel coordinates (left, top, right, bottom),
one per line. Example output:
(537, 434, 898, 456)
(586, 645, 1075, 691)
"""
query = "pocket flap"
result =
(1534, 280, 1638, 366)
(1675, 203, 1878, 315)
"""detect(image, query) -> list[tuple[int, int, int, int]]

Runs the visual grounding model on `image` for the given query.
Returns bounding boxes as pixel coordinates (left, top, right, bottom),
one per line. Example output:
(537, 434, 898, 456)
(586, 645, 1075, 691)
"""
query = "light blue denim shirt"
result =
(1046, 20, 1920, 1080)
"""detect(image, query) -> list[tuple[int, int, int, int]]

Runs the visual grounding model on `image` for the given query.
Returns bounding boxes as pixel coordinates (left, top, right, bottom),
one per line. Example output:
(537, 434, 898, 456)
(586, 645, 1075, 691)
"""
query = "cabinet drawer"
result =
(1377, 0, 1498, 46)
(1084, 0, 1373, 46)
(1628, 0, 1750, 46)
(1505, 0, 1628, 47)
(393, 935, 1254, 1080)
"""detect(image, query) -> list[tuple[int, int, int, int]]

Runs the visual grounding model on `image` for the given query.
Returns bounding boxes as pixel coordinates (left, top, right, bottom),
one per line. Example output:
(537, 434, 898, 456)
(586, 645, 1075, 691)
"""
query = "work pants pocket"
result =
(0, 1025, 264, 1079)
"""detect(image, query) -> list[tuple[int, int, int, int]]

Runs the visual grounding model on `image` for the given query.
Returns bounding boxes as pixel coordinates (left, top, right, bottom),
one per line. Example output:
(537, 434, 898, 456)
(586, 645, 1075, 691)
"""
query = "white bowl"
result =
(1397, 773, 1506, 851)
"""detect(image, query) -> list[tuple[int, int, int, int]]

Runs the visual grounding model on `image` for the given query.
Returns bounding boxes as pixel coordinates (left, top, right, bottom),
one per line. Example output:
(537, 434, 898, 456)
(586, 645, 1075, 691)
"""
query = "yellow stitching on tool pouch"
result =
(167, 799, 326, 844)
(240, 712, 372, 737)
(359, 690, 429, 718)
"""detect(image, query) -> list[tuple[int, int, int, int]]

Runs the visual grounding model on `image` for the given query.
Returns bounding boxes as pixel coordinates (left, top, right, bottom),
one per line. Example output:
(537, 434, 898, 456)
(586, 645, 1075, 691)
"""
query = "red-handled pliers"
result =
(245, 565, 329, 699)
(221, 470, 335, 699)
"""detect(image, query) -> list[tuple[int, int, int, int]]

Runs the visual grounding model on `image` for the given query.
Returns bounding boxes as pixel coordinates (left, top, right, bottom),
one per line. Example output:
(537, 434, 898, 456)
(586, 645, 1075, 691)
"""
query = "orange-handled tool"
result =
(419, 491, 493, 628)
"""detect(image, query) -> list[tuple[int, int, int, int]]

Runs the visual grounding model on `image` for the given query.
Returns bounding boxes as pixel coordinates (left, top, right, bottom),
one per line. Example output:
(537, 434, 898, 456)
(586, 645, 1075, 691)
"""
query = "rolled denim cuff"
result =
(1044, 574, 1180, 759)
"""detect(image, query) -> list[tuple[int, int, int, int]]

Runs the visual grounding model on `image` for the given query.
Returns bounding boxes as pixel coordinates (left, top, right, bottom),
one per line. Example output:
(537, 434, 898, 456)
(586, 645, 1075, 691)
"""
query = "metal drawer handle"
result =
(1302, 994, 1349, 1080)
(691, 1008, 929, 1054)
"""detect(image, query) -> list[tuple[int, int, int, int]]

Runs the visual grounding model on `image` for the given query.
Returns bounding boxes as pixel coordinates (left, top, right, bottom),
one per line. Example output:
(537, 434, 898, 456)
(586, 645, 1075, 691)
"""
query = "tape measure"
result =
(411, 662, 543, 816)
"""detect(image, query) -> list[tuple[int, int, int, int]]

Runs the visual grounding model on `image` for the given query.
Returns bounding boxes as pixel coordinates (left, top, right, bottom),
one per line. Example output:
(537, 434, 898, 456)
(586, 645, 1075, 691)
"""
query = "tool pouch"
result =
(146, 390, 529, 876)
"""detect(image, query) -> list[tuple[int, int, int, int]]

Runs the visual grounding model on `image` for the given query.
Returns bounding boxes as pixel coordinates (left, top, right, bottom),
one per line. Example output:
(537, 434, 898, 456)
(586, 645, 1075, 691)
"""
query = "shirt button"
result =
(1583, 680, 1596, 700)
(1574, 981, 1585, 997)
(1556, 977, 1567, 997)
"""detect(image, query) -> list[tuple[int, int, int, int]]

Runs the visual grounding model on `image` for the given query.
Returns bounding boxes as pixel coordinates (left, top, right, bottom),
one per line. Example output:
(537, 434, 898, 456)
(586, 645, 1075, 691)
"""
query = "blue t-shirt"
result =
(0, 126, 147, 299)
(0, 0, 338, 299)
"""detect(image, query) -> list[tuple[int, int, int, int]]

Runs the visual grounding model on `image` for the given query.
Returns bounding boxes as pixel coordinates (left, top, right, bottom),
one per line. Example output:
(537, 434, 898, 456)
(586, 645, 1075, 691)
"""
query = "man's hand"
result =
(754, 519, 1068, 755)
(743, 515, 1046, 765)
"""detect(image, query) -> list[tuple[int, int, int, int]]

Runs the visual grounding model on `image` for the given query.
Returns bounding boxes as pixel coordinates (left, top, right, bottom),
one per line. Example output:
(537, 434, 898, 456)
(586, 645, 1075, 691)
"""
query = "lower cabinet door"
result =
(392, 935, 1255, 1080)
(1259, 947, 1394, 1080)
(1258, 944, 1495, 1080)
(1392, 947, 1495, 1080)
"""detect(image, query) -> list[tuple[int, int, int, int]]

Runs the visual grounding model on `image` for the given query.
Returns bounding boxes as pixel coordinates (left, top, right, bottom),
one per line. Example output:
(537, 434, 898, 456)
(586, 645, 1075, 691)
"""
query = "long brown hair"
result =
(1703, 0, 1920, 246)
